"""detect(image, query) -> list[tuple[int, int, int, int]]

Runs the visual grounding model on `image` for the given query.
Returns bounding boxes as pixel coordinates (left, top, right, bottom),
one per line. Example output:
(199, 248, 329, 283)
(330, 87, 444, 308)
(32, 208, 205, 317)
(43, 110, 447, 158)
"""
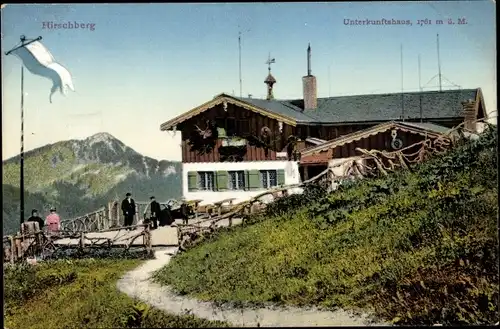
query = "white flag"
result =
(11, 41, 75, 103)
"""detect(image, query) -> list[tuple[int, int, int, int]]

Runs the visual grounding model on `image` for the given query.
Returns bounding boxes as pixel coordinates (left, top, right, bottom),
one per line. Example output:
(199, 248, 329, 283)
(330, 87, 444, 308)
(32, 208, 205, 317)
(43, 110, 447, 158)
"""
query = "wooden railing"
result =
(60, 200, 180, 233)
(3, 221, 153, 264)
(61, 206, 108, 232)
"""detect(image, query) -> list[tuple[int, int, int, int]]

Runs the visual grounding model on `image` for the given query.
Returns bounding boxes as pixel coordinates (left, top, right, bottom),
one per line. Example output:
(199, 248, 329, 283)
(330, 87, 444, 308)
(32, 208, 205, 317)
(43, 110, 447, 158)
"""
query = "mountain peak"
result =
(87, 132, 116, 142)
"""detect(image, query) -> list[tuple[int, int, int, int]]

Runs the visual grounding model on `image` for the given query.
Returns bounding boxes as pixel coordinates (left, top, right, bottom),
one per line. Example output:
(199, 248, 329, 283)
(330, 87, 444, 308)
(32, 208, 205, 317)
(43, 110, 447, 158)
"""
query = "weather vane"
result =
(266, 52, 276, 73)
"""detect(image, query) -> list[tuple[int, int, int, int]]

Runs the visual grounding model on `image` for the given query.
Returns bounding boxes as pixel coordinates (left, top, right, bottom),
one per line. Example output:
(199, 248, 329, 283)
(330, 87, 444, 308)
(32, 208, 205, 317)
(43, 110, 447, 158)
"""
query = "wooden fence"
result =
(60, 200, 178, 233)
(3, 221, 153, 264)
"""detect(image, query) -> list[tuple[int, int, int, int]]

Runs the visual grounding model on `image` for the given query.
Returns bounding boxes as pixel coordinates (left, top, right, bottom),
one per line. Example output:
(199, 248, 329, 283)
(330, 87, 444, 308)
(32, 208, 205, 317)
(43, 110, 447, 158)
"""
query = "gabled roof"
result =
(160, 88, 485, 131)
(305, 137, 327, 145)
(160, 93, 297, 131)
(233, 96, 316, 123)
(300, 121, 452, 157)
(395, 121, 452, 135)
(285, 88, 481, 124)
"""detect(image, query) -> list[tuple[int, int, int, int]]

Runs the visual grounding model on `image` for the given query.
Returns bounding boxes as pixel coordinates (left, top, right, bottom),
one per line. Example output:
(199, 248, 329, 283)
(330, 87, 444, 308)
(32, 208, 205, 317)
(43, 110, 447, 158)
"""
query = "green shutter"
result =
(187, 171, 198, 191)
(247, 170, 261, 190)
(244, 170, 250, 191)
(216, 171, 228, 191)
(217, 127, 227, 138)
(277, 169, 285, 186)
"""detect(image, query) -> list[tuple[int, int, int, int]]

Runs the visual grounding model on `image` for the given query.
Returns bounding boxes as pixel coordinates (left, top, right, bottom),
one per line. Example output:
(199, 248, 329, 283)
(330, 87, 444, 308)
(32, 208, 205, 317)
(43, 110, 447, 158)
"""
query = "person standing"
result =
(45, 207, 61, 235)
(27, 209, 44, 231)
(121, 192, 136, 230)
(143, 196, 161, 230)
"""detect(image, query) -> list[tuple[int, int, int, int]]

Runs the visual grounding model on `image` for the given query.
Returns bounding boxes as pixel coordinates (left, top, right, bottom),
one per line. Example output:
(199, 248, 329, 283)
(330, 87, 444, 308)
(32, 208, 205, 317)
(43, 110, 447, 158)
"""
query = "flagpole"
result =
(4, 35, 42, 227)
(20, 62, 25, 227)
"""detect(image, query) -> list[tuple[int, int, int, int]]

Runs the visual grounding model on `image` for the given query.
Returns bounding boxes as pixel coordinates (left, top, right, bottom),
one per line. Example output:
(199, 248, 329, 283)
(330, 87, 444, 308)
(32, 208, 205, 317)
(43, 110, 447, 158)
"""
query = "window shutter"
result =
(277, 169, 285, 186)
(247, 170, 261, 190)
(216, 171, 228, 191)
(187, 171, 198, 191)
(244, 170, 250, 190)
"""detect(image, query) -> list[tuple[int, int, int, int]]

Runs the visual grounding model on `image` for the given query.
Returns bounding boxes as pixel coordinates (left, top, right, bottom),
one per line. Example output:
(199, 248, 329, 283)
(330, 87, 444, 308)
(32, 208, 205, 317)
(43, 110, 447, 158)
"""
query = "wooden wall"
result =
(178, 100, 463, 163)
(330, 129, 429, 159)
(294, 124, 376, 152)
(180, 103, 295, 163)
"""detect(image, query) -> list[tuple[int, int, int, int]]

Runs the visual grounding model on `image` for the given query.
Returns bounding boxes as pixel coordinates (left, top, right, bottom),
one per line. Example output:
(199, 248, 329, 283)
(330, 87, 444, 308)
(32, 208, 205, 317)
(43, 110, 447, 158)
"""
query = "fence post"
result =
(116, 202, 121, 227)
(144, 224, 152, 255)
(35, 227, 43, 256)
(105, 203, 111, 230)
(10, 236, 15, 264)
(79, 232, 85, 249)
(15, 235, 22, 260)
(135, 203, 140, 225)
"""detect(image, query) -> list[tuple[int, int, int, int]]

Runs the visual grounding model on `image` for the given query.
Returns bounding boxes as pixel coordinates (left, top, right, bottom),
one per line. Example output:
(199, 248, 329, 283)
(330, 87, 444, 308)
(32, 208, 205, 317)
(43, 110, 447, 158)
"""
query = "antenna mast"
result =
(418, 54, 422, 91)
(418, 54, 423, 122)
(307, 43, 311, 75)
(238, 30, 242, 97)
(400, 44, 405, 121)
(328, 65, 331, 97)
(238, 27, 251, 97)
(437, 33, 442, 92)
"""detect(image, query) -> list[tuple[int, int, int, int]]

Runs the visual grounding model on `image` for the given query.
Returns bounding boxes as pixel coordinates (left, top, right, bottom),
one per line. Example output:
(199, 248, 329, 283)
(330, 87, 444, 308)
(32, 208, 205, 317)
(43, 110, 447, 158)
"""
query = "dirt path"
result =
(117, 248, 389, 327)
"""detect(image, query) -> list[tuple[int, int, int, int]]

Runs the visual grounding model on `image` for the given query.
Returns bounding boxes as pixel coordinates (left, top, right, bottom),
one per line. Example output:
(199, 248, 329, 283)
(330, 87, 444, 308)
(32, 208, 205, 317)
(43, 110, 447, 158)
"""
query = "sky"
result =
(1, 1, 496, 162)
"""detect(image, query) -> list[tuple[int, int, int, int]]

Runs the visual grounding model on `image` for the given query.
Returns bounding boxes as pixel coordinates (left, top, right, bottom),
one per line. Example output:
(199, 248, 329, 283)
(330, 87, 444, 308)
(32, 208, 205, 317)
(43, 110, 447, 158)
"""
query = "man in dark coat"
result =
(144, 196, 161, 229)
(121, 192, 136, 230)
(26, 209, 44, 230)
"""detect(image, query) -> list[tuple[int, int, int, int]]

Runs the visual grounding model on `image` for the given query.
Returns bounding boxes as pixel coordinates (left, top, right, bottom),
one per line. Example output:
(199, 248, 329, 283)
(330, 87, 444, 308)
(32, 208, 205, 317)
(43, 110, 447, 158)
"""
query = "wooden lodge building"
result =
(160, 45, 488, 205)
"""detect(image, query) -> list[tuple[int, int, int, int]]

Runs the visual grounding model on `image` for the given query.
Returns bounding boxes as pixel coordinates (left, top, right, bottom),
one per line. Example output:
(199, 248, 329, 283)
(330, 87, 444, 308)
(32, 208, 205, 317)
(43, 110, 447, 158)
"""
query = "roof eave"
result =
(475, 88, 488, 120)
(160, 94, 297, 131)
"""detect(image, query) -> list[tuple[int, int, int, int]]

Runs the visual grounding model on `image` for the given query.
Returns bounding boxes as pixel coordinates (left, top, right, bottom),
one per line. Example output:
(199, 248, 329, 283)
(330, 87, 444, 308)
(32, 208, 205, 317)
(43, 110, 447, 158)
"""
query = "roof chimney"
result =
(302, 43, 317, 110)
(461, 99, 477, 132)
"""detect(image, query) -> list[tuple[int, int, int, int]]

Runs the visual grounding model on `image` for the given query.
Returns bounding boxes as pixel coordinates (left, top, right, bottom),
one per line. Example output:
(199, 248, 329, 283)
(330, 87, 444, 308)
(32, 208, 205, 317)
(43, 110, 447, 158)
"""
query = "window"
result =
(228, 171, 245, 190)
(226, 118, 237, 136)
(198, 171, 214, 191)
(260, 170, 277, 188)
(237, 119, 250, 134)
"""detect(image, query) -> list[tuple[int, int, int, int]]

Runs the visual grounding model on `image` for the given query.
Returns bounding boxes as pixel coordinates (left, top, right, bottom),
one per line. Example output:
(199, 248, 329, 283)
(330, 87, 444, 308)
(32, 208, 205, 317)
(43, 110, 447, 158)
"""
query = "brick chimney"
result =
(302, 43, 317, 110)
(461, 99, 477, 132)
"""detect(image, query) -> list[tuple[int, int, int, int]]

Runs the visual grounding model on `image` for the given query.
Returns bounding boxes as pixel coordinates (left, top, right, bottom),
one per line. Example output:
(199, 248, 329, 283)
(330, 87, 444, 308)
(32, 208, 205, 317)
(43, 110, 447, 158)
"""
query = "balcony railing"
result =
(220, 137, 247, 147)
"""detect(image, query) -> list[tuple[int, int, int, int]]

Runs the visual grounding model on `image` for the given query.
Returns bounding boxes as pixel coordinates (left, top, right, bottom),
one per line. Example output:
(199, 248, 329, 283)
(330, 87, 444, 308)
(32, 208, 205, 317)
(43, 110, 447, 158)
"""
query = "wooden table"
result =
(186, 199, 203, 221)
(213, 198, 237, 226)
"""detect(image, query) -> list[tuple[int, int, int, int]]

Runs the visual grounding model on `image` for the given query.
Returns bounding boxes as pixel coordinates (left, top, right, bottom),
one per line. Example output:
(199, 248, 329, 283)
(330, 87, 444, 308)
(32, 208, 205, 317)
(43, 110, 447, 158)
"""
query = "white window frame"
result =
(198, 171, 214, 191)
(260, 170, 277, 189)
(228, 171, 245, 190)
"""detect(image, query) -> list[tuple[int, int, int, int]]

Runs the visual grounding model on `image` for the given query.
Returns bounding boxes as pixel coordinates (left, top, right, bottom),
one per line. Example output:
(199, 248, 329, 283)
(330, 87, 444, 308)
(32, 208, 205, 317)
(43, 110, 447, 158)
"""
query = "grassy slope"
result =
(153, 126, 499, 325)
(4, 259, 229, 328)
